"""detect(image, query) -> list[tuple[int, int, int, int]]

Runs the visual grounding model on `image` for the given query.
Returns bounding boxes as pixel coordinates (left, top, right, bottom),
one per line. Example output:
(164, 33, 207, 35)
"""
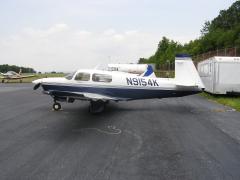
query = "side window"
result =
(92, 73, 112, 82)
(65, 71, 76, 80)
(75, 72, 90, 81)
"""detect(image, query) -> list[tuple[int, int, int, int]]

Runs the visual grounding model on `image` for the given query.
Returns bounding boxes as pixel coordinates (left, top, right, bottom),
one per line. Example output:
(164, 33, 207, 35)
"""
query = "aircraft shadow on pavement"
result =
(44, 105, 121, 137)
(38, 100, 196, 142)
(43, 101, 154, 139)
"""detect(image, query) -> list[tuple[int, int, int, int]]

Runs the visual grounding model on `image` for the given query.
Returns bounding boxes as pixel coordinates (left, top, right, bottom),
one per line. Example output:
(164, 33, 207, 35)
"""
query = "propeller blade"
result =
(33, 83, 41, 90)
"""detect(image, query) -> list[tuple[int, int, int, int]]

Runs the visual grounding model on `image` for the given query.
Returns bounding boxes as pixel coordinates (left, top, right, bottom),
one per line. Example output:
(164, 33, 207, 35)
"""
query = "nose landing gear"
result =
(53, 102, 61, 111)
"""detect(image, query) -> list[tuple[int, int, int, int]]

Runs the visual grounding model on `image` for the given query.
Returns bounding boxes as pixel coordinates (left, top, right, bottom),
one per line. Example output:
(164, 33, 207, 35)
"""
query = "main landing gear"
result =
(89, 100, 107, 114)
(51, 97, 108, 114)
(53, 102, 61, 111)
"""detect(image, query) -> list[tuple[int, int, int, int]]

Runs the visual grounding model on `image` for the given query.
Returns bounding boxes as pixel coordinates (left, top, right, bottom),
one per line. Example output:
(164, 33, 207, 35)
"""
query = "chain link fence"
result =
(154, 47, 240, 77)
(192, 47, 240, 63)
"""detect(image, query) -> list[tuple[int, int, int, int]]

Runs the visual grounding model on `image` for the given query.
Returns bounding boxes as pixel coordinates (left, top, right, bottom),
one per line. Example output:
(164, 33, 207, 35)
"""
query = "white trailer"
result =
(197, 56, 240, 95)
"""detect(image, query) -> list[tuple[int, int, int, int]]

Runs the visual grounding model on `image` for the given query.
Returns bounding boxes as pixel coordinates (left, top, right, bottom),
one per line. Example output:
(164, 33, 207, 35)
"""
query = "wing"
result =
(83, 92, 118, 101)
(48, 90, 119, 101)
(0, 74, 34, 79)
(21, 75, 36, 78)
(6, 77, 22, 79)
(0, 76, 21, 79)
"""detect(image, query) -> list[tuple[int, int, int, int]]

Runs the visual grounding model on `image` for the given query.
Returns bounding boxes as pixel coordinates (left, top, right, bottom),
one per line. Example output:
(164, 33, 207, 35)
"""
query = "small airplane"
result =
(33, 55, 204, 113)
(0, 69, 35, 83)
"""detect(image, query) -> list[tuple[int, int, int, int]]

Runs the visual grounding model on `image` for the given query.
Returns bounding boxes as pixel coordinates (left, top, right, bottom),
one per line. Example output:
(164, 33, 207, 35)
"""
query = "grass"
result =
(1, 73, 65, 83)
(201, 92, 240, 111)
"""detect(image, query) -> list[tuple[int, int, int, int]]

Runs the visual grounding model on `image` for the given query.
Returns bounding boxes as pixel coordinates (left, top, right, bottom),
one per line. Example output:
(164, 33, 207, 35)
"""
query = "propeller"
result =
(33, 83, 41, 90)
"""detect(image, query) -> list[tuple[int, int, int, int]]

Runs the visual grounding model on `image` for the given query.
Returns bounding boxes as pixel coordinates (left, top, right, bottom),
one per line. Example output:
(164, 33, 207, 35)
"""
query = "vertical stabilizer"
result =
(175, 54, 204, 89)
(19, 68, 22, 75)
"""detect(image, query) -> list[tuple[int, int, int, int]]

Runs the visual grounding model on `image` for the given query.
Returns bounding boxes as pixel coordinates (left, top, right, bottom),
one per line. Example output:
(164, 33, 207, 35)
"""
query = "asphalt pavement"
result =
(0, 83, 240, 180)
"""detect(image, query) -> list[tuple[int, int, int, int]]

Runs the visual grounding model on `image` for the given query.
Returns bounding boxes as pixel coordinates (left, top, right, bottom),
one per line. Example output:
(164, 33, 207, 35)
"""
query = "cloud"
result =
(103, 29, 116, 36)
(0, 24, 160, 72)
(0, 23, 195, 72)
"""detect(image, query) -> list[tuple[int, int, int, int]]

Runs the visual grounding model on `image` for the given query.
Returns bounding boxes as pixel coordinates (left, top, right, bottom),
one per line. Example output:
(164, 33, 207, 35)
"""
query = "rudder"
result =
(175, 54, 204, 89)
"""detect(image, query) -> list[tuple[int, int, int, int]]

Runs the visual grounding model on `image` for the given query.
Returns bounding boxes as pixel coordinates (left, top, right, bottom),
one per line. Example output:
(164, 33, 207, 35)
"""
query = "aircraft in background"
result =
(33, 55, 204, 113)
(0, 69, 35, 83)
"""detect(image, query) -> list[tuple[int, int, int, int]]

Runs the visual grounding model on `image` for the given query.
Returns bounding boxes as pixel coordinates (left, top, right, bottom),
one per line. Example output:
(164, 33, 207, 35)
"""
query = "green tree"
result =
(140, 1, 240, 65)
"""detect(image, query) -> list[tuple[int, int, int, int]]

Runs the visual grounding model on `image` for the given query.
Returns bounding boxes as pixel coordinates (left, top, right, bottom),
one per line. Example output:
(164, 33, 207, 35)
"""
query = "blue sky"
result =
(0, 0, 236, 71)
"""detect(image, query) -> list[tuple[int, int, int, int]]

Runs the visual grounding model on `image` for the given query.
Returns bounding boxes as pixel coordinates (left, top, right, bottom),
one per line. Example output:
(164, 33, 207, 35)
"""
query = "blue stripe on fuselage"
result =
(41, 84, 200, 100)
(143, 65, 154, 77)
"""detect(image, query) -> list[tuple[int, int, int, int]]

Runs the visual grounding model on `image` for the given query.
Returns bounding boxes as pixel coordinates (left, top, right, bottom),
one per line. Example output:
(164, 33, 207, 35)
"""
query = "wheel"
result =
(89, 100, 105, 114)
(53, 102, 61, 111)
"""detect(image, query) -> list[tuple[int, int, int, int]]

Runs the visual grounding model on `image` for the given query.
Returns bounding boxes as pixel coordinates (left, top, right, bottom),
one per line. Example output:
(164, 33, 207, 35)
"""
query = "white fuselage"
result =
(33, 69, 202, 101)
(32, 56, 204, 112)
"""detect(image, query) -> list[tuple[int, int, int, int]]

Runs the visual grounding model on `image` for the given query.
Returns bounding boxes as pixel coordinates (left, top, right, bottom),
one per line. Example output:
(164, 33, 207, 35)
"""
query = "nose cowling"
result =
(33, 83, 41, 90)
(32, 79, 43, 84)
(32, 78, 43, 90)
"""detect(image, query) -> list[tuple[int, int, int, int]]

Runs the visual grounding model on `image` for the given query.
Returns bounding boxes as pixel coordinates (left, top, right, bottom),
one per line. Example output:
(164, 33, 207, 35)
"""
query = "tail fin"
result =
(175, 54, 204, 89)
(19, 68, 22, 75)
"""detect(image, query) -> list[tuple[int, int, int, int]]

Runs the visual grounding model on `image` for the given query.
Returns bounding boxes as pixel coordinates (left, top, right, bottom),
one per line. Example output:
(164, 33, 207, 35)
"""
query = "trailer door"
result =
(218, 62, 240, 93)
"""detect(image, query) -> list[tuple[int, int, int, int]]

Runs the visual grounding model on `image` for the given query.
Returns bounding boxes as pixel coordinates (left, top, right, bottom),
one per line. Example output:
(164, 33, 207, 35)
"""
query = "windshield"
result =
(65, 71, 76, 80)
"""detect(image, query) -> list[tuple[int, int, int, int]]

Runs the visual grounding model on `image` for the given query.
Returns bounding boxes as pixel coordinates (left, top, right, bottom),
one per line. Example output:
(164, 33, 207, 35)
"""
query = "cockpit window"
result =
(65, 71, 76, 80)
(92, 73, 112, 82)
(75, 72, 90, 81)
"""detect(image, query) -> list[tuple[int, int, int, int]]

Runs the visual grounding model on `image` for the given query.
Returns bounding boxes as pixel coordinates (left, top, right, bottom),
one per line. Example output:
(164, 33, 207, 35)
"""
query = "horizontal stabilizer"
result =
(176, 84, 199, 88)
(21, 75, 35, 78)
(48, 90, 119, 101)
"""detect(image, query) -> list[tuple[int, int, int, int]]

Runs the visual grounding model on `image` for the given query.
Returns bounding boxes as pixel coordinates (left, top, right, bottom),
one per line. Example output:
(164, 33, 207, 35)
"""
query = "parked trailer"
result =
(197, 56, 240, 95)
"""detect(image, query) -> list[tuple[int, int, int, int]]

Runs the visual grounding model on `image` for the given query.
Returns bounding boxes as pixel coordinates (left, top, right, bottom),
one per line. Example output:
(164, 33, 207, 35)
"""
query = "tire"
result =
(53, 102, 61, 111)
(89, 100, 105, 114)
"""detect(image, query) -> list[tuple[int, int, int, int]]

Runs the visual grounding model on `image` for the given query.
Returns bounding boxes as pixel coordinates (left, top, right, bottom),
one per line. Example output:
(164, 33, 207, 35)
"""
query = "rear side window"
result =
(92, 73, 112, 82)
(75, 73, 90, 81)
